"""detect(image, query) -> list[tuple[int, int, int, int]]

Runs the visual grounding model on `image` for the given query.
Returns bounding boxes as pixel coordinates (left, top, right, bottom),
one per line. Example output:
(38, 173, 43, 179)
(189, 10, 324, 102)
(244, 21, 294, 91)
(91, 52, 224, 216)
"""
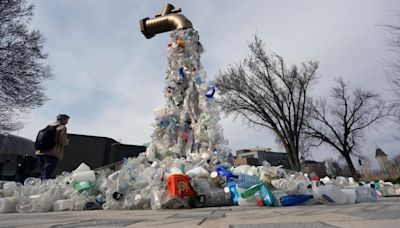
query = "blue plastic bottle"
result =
(215, 165, 238, 181)
(280, 195, 313, 206)
(227, 181, 239, 205)
(237, 174, 260, 189)
(259, 184, 274, 206)
(205, 84, 216, 98)
(178, 67, 185, 79)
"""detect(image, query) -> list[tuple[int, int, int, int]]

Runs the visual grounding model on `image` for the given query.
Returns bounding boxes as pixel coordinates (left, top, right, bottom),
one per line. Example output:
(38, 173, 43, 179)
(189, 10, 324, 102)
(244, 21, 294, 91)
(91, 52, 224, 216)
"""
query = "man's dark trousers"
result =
(38, 155, 58, 179)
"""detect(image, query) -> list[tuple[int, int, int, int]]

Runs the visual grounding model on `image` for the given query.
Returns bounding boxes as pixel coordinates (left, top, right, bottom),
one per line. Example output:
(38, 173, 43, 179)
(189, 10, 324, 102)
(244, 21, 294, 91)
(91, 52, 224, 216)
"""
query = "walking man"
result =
(35, 114, 70, 179)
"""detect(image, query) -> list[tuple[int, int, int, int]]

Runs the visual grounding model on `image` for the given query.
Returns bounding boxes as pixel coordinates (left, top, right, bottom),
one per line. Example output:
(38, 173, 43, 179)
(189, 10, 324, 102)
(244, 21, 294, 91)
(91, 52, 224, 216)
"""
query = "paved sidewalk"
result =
(0, 197, 398, 228)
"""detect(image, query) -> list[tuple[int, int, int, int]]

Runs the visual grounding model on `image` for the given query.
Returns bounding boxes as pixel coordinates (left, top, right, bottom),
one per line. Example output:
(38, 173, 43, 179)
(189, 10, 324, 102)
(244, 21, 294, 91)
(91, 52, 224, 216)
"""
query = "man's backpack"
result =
(34, 125, 58, 150)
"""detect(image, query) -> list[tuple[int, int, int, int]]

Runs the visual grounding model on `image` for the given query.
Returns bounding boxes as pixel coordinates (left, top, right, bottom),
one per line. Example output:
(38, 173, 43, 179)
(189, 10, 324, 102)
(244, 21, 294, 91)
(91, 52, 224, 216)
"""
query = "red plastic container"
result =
(167, 174, 195, 197)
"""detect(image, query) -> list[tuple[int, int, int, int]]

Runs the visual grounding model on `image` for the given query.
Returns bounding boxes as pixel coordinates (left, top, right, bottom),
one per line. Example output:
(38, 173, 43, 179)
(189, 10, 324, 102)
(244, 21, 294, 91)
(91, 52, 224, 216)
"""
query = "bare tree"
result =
(381, 14, 400, 125)
(215, 35, 319, 171)
(306, 78, 390, 178)
(0, 0, 52, 132)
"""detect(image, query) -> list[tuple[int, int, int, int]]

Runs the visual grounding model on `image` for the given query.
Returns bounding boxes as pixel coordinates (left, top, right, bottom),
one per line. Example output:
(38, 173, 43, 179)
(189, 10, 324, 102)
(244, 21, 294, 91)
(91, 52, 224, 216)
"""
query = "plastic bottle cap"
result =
(210, 171, 219, 179)
(224, 187, 230, 194)
(257, 199, 264, 207)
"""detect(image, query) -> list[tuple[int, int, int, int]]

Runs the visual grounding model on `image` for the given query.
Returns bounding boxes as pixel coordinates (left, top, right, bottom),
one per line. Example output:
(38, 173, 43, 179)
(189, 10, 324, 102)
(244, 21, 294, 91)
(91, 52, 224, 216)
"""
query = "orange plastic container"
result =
(167, 174, 195, 197)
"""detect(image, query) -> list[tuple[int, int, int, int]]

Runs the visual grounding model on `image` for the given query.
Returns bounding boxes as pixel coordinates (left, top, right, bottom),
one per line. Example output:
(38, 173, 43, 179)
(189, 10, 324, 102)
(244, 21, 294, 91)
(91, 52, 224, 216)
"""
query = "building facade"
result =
(0, 134, 36, 180)
(235, 147, 291, 169)
(0, 133, 146, 180)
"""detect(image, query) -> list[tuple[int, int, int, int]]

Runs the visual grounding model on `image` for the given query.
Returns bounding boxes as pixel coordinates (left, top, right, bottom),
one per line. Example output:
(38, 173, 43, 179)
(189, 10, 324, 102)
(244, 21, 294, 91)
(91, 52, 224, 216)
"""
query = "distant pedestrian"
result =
(35, 114, 70, 179)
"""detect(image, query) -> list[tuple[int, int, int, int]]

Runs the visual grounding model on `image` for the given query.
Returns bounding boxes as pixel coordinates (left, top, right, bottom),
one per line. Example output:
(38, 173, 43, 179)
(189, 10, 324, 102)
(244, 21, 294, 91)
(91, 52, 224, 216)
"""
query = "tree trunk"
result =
(290, 141, 301, 171)
(291, 150, 301, 171)
(344, 154, 358, 180)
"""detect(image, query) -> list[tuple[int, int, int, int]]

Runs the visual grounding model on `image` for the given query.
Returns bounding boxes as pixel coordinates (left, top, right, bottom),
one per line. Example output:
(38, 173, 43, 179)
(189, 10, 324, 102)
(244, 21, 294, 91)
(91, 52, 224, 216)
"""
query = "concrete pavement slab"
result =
(0, 197, 398, 228)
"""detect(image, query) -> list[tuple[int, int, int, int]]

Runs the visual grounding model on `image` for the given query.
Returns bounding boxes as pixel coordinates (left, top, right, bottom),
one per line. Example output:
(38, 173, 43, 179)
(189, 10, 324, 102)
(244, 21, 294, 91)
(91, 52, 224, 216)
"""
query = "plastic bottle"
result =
(312, 184, 347, 204)
(205, 84, 216, 98)
(191, 178, 233, 207)
(237, 174, 260, 189)
(24, 177, 41, 186)
(205, 188, 233, 207)
(271, 190, 287, 206)
(271, 178, 288, 190)
(2, 182, 18, 197)
(355, 187, 378, 203)
(280, 195, 313, 206)
(178, 67, 186, 78)
(259, 184, 274, 206)
(210, 171, 225, 186)
(53, 199, 73, 211)
(215, 165, 238, 181)
(186, 166, 209, 179)
(74, 181, 94, 191)
(227, 182, 239, 205)
(241, 183, 263, 198)
(237, 187, 261, 206)
(342, 188, 356, 204)
(0, 196, 17, 213)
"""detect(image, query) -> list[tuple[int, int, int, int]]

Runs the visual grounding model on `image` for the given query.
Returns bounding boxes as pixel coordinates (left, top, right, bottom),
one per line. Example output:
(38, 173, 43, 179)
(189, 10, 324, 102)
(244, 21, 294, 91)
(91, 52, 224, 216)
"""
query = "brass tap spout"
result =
(140, 4, 193, 39)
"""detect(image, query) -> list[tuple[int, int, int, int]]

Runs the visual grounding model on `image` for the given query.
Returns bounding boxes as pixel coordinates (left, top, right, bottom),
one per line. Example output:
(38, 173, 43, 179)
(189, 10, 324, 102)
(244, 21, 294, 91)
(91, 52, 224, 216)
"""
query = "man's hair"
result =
(57, 114, 70, 121)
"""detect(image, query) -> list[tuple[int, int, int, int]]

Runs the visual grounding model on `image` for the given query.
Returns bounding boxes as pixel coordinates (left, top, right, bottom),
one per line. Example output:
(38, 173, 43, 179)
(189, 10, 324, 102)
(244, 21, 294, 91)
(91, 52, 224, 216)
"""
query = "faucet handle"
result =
(155, 8, 182, 17)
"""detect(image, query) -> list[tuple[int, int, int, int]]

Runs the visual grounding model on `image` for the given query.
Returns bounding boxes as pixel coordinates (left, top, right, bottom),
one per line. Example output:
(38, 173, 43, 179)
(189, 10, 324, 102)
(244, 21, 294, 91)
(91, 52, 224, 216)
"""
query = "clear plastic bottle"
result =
(355, 187, 378, 203)
(237, 187, 261, 206)
(3, 182, 19, 197)
(53, 199, 73, 211)
(191, 178, 233, 207)
(0, 196, 17, 213)
(272, 190, 287, 206)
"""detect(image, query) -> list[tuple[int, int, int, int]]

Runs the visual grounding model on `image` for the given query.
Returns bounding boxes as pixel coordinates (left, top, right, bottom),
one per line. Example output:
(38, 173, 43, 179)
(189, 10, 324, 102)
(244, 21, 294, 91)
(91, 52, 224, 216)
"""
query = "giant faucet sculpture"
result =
(140, 4, 193, 39)
(139, 4, 231, 164)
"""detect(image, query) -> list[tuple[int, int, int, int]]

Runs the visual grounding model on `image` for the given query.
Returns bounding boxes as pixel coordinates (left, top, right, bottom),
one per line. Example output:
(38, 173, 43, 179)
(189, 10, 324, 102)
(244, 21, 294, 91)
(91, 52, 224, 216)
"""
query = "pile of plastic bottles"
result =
(1, 154, 399, 213)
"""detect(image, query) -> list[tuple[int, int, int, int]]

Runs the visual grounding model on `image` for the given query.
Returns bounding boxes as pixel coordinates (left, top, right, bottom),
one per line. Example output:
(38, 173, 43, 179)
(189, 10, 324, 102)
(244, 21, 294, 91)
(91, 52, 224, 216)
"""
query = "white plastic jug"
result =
(73, 163, 91, 173)
(342, 188, 356, 204)
(313, 184, 347, 204)
(71, 170, 96, 182)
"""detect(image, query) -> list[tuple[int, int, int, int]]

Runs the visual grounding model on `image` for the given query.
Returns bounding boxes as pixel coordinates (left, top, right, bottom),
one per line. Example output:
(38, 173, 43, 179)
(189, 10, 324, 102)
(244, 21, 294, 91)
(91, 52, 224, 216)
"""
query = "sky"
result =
(12, 0, 400, 169)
